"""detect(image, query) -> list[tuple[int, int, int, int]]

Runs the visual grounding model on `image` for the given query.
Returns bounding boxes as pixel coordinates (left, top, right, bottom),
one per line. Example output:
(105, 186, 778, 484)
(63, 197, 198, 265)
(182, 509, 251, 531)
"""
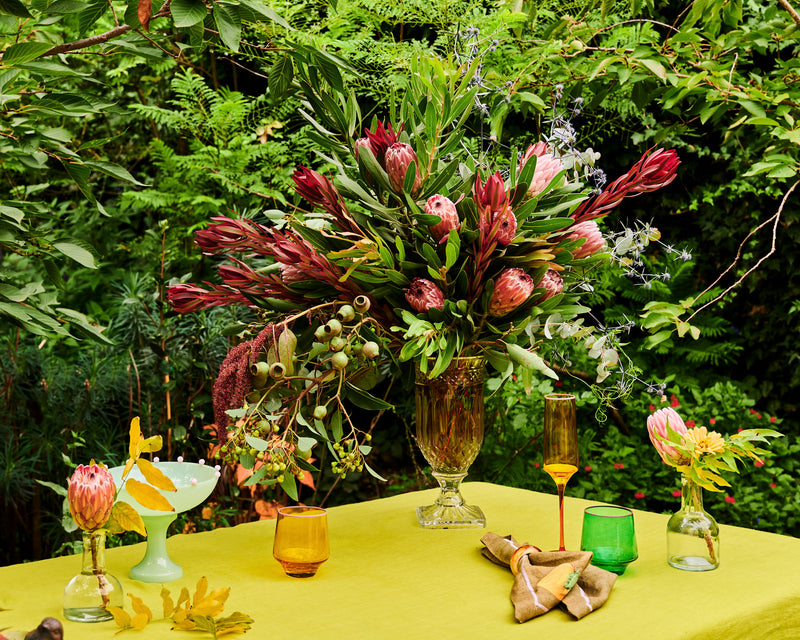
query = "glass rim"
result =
(584, 505, 634, 518)
(544, 393, 576, 400)
(277, 506, 327, 518)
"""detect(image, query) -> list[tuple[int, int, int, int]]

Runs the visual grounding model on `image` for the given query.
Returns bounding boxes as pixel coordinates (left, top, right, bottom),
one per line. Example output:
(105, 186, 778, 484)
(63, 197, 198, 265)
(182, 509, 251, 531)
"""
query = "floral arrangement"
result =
(646, 406, 782, 491)
(167, 55, 680, 495)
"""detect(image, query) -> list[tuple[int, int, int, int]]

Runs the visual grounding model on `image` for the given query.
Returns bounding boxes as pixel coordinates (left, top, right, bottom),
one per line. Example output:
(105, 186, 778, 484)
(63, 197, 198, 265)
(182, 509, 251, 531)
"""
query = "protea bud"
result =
(354, 137, 373, 161)
(647, 407, 690, 465)
(492, 208, 517, 245)
(364, 120, 400, 166)
(68, 464, 115, 531)
(488, 268, 534, 317)
(526, 152, 566, 198)
(385, 143, 421, 194)
(405, 278, 445, 313)
(537, 269, 564, 301)
(473, 171, 508, 212)
(280, 263, 306, 284)
(567, 221, 605, 259)
(425, 195, 460, 243)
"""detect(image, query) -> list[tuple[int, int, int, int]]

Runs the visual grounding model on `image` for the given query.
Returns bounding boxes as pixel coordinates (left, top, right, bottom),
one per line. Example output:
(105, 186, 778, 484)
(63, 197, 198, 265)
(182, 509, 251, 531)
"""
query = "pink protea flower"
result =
(536, 269, 563, 301)
(488, 268, 534, 316)
(405, 278, 445, 313)
(354, 137, 373, 161)
(279, 263, 306, 284)
(292, 167, 358, 233)
(473, 171, 508, 212)
(68, 464, 116, 531)
(521, 144, 566, 198)
(385, 143, 422, 194)
(567, 221, 605, 259)
(425, 195, 460, 243)
(491, 208, 517, 245)
(647, 407, 690, 466)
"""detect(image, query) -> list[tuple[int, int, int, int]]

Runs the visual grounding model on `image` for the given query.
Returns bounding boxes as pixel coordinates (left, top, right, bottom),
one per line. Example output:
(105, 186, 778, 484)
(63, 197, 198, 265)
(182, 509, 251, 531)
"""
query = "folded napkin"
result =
(480, 532, 617, 623)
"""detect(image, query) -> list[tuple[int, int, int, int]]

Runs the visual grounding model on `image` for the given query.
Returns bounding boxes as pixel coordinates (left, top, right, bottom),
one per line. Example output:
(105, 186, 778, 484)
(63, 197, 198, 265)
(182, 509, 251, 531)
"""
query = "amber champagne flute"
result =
(542, 393, 579, 552)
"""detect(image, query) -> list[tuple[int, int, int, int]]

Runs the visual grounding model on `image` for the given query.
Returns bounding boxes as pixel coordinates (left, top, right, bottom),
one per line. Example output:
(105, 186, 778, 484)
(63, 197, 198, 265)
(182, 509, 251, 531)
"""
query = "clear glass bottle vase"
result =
(63, 529, 124, 622)
(667, 475, 720, 571)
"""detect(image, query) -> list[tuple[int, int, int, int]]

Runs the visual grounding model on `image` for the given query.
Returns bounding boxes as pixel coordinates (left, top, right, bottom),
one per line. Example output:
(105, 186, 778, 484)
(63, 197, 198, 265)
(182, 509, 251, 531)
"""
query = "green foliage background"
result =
(1, 0, 798, 563)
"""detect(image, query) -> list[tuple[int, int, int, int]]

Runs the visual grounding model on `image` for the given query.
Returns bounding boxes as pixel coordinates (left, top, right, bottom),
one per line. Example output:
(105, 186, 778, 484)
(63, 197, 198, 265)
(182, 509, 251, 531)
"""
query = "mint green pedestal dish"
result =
(109, 461, 218, 583)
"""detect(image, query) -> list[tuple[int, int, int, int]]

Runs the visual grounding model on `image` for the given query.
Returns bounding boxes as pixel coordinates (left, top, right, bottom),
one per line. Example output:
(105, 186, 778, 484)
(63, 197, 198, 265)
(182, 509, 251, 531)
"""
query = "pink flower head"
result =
(354, 137, 373, 161)
(522, 146, 566, 198)
(68, 464, 116, 531)
(385, 143, 421, 194)
(672, 489, 682, 498)
(292, 167, 357, 233)
(488, 268, 534, 317)
(425, 195, 460, 243)
(536, 269, 563, 301)
(755, 459, 765, 468)
(279, 263, 306, 284)
(685, 420, 696, 428)
(647, 407, 689, 465)
(567, 221, 605, 259)
(473, 171, 508, 212)
(405, 278, 445, 313)
(634, 491, 645, 499)
(724, 495, 736, 504)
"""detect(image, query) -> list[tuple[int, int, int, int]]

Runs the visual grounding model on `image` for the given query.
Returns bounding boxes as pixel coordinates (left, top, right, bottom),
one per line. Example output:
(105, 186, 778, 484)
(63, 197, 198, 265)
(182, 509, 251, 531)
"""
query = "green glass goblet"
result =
(580, 505, 638, 575)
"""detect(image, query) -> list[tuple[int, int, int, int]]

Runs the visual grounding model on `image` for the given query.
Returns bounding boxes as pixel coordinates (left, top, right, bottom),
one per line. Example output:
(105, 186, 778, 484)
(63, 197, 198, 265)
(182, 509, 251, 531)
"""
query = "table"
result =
(2, 482, 799, 639)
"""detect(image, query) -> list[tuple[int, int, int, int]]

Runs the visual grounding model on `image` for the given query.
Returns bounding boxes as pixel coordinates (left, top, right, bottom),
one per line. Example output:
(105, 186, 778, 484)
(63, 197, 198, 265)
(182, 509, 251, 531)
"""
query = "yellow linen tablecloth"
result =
(2, 482, 799, 639)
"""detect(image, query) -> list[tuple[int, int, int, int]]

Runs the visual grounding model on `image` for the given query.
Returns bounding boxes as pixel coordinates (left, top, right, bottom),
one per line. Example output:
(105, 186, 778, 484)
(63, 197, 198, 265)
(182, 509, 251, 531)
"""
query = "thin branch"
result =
(777, 0, 800, 28)
(687, 179, 799, 321)
(42, 25, 132, 57)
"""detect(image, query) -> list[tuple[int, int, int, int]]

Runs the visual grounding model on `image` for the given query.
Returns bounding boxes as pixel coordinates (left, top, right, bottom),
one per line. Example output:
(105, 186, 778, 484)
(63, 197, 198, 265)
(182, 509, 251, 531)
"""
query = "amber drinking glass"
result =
(542, 393, 579, 551)
(273, 506, 329, 578)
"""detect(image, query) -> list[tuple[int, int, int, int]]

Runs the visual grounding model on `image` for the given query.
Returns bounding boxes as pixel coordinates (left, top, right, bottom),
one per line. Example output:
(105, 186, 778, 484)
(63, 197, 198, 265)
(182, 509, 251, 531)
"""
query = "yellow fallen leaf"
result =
(193, 576, 208, 606)
(161, 586, 175, 618)
(176, 587, 190, 608)
(136, 458, 177, 492)
(126, 478, 174, 512)
(129, 594, 152, 621)
(131, 612, 149, 630)
(107, 606, 131, 628)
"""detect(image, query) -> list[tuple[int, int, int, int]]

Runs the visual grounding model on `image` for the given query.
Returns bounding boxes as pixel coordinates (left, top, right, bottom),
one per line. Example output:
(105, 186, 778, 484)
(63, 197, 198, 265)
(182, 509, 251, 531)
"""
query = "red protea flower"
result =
(364, 120, 400, 166)
(385, 143, 422, 194)
(425, 195, 460, 243)
(491, 208, 517, 245)
(567, 221, 605, 259)
(68, 464, 116, 531)
(292, 167, 358, 233)
(279, 263, 306, 284)
(537, 269, 564, 301)
(405, 278, 445, 313)
(195, 216, 272, 255)
(488, 268, 534, 317)
(168, 283, 253, 314)
(473, 171, 508, 212)
(572, 148, 680, 223)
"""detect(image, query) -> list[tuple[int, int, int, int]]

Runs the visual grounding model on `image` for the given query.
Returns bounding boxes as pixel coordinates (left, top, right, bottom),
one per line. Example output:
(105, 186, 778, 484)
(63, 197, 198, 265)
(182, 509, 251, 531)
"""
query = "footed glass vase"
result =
(415, 356, 486, 528)
(667, 475, 720, 571)
(63, 529, 123, 622)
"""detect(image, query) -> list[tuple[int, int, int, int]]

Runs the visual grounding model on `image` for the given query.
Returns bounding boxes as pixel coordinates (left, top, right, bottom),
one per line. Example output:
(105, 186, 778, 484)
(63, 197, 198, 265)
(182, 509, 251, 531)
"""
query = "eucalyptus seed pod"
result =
(268, 362, 287, 379)
(337, 304, 356, 322)
(353, 295, 371, 312)
(329, 336, 346, 352)
(325, 318, 343, 336)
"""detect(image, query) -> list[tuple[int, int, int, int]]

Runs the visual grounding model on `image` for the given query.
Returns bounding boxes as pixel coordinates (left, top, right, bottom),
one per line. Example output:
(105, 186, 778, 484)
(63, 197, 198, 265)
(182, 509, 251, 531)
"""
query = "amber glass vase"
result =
(415, 356, 486, 528)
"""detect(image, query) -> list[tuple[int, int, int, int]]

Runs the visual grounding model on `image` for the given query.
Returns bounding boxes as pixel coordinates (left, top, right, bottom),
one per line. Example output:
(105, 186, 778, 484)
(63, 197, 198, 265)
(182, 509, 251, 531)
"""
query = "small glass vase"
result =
(667, 475, 720, 571)
(63, 529, 124, 622)
(414, 356, 486, 528)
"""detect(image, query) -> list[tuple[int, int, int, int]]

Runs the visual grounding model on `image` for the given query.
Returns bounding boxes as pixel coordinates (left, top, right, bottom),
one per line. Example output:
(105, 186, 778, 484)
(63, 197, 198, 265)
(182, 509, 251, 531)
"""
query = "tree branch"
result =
(42, 25, 132, 57)
(687, 179, 799, 321)
(777, 0, 800, 28)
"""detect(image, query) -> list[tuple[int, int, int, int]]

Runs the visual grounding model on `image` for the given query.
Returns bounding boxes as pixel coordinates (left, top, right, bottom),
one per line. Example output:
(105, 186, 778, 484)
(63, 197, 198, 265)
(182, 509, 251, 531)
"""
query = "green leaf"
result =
(344, 382, 393, 411)
(77, 1, 109, 36)
(280, 471, 298, 500)
(638, 58, 667, 80)
(170, 0, 207, 27)
(0, 0, 31, 17)
(269, 53, 294, 101)
(505, 343, 558, 379)
(53, 241, 96, 269)
(213, 3, 242, 52)
(36, 479, 67, 497)
(83, 160, 147, 185)
(238, 0, 289, 27)
(245, 435, 270, 452)
(2, 43, 53, 65)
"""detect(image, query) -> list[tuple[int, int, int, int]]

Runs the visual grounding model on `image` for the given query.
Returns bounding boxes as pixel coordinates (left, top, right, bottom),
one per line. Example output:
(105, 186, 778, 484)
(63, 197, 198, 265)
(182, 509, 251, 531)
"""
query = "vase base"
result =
(668, 555, 719, 571)
(416, 503, 486, 528)
(63, 607, 114, 623)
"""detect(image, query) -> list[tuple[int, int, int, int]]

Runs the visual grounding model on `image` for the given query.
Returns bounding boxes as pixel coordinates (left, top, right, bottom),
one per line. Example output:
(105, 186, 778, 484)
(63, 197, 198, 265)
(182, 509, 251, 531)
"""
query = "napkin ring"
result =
(510, 545, 540, 576)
